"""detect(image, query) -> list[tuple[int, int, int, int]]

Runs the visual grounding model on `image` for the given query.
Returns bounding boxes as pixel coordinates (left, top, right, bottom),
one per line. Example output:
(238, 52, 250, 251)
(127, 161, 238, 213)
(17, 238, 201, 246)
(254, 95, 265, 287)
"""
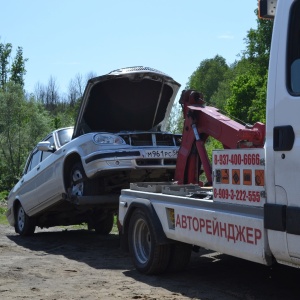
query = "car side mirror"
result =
(37, 141, 55, 152)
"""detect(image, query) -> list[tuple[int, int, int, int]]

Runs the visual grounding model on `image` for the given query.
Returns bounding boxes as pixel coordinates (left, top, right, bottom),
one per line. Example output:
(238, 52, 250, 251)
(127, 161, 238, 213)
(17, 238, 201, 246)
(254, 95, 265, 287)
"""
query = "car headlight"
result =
(93, 134, 126, 145)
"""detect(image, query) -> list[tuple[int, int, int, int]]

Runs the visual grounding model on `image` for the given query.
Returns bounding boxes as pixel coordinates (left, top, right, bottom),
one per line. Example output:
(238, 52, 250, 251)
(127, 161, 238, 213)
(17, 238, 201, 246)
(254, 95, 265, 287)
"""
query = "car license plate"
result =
(145, 149, 178, 158)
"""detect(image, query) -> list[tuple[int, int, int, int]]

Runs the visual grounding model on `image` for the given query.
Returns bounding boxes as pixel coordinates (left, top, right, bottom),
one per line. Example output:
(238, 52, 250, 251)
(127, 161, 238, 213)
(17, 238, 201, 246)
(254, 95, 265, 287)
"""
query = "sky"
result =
(0, 0, 258, 98)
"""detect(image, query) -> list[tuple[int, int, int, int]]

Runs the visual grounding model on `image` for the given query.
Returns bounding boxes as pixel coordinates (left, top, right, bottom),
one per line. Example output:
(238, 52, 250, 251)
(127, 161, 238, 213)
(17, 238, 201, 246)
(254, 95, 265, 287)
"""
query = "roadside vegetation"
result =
(0, 191, 8, 224)
(0, 10, 273, 216)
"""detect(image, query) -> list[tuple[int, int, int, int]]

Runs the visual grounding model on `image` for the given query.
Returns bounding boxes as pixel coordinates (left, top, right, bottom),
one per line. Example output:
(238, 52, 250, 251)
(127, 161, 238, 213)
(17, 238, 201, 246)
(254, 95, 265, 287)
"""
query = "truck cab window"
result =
(287, 0, 300, 94)
(291, 59, 300, 93)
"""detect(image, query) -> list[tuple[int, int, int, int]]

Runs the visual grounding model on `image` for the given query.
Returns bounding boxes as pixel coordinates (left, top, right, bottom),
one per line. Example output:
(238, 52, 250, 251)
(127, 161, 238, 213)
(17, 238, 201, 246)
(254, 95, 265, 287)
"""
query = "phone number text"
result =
(214, 153, 261, 166)
(214, 188, 261, 202)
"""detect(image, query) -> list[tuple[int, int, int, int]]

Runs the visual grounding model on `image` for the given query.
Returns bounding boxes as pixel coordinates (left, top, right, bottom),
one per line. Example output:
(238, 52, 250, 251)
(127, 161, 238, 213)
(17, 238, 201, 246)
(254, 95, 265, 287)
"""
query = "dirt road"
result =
(0, 224, 299, 300)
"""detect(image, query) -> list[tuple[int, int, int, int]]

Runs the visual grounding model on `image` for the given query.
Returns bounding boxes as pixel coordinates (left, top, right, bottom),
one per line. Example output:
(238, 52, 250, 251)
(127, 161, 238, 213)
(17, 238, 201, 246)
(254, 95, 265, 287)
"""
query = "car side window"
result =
(26, 149, 42, 173)
(287, 0, 300, 95)
(41, 135, 55, 161)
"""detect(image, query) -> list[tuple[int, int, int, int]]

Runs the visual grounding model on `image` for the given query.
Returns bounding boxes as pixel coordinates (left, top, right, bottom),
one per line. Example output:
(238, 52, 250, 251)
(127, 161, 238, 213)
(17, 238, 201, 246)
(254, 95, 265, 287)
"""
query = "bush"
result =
(0, 190, 8, 202)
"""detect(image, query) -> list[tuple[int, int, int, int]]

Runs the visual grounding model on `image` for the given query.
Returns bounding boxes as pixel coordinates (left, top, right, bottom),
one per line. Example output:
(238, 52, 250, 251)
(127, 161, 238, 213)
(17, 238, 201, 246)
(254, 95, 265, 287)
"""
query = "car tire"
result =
(93, 213, 114, 235)
(69, 162, 96, 196)
(15, 204, 36, 236)
(128, 208, 171, 275)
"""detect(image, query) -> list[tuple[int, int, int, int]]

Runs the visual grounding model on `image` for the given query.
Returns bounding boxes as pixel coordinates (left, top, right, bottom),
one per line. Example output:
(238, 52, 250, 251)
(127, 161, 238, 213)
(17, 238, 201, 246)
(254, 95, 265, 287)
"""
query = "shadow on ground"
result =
(7, 228, 300, 300)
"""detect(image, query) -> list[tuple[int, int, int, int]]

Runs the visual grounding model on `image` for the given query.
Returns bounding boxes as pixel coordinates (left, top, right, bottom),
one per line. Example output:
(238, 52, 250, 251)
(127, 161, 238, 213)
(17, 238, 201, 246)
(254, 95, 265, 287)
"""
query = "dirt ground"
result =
(0, 224, 300, 300)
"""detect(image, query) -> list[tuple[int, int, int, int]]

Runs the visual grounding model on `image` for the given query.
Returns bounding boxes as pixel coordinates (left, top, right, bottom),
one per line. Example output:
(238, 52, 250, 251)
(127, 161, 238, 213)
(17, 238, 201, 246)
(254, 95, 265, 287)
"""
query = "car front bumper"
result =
(83, 148, 178, 178)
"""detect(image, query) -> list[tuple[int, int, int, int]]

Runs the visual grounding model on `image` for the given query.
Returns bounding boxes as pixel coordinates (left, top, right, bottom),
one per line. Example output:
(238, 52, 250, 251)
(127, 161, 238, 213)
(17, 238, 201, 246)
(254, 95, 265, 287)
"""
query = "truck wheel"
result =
(128, 208, 170, 275)
(167, 242, 192, 272)
(15, 204, 36, 236)
(93, 213, 114, 235)
(69, 162, 96, 196)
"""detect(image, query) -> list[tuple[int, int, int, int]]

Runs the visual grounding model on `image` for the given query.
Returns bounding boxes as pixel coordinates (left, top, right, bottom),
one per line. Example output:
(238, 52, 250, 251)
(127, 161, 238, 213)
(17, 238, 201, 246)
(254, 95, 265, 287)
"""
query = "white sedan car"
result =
(6, 66, 181, 235)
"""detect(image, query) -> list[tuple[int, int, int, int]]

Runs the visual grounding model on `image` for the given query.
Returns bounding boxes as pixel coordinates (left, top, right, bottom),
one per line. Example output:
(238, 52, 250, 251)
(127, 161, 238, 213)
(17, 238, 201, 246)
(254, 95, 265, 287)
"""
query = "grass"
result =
(0, 190, 119, 232)
(0, 190, 8, 224)
(0, 201, 118, 233)
(0, 205, 8, 225)
(60, 215, 119, 234)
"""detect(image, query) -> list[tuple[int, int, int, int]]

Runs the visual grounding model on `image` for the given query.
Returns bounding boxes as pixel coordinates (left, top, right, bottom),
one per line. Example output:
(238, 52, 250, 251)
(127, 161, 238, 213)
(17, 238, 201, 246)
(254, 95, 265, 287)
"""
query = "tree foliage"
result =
(0, 42, 12, 88)
(166, 102, 184, 133)
(10, 47, 28, 86)
(225, 72, 267, 124)
(186, 55, 229, 103)
(223, 14, 273, 123)
(242, 11, 273, 73)
(0, 41, 28, 89)
(0, 83, 52, 189)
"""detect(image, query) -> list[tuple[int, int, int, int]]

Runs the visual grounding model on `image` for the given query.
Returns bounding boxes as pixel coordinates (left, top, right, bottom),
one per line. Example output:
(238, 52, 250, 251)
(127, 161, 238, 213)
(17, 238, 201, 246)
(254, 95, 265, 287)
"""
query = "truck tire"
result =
(128, 208, 171, 275)
(15, 204, 36, 236)
(93, 213, 114, 235)
(69, 162, 97, 196)
(167, 242, 192, 272)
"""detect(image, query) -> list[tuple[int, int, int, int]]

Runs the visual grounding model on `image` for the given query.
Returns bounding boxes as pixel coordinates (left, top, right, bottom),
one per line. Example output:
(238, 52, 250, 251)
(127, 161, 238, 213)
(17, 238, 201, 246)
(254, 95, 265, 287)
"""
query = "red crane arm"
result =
(174, 90, 265, 185)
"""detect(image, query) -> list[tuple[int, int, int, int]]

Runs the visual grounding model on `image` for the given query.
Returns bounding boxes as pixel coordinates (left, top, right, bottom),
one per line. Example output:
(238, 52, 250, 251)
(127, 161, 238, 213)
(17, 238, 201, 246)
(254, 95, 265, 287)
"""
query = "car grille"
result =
(119, 133, 181, 147)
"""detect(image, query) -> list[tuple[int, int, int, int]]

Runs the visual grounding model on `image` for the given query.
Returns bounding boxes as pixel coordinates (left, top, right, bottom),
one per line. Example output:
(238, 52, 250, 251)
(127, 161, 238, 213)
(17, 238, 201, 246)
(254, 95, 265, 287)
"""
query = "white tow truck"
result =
(118, 0, 300, 274)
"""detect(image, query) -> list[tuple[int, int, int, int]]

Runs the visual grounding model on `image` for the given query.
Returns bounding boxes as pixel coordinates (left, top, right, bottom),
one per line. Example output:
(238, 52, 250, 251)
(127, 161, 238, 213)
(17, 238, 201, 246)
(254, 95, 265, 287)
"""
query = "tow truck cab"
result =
(264, 0, 300, 266)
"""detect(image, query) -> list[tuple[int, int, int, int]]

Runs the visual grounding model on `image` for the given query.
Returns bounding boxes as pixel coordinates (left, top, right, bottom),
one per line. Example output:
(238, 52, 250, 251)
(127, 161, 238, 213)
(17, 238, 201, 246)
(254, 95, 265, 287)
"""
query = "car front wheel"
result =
(15, 204, 36, 236)
(69, 162, 97, 197)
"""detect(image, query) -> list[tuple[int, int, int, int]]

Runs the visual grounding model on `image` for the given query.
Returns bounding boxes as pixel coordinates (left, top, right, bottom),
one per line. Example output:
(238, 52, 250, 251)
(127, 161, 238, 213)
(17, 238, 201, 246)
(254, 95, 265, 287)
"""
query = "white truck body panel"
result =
(119, 149, 272, 266)
(119, 145, 300, 269)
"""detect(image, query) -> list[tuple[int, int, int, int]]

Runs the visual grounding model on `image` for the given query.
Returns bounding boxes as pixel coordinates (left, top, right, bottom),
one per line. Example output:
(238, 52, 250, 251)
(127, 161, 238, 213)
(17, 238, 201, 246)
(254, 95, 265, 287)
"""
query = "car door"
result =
(273, 0, 300, 260)
(17, 148, 43, 213)
(33, 134, 66, 206)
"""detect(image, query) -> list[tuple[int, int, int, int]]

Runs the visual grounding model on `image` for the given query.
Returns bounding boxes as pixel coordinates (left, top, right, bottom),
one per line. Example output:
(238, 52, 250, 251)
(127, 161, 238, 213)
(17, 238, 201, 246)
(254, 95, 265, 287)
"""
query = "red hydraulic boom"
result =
(174, 90, 265, 185)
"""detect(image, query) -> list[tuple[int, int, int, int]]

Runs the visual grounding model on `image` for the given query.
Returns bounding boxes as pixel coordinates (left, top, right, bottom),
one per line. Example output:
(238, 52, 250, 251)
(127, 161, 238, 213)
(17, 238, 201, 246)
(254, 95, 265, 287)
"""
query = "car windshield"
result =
(57, 128, 73, 147)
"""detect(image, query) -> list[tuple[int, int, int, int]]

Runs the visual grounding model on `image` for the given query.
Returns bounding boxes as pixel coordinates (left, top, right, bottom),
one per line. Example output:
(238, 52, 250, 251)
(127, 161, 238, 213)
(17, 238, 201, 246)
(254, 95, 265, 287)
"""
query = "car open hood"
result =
(73, 67, 181, 138)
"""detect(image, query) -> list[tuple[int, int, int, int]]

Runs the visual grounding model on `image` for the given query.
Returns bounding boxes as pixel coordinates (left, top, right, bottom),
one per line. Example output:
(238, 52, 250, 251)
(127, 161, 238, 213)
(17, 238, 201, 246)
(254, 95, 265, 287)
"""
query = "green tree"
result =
(0, 41, 28, 89)
(186, 55, 229, 103)
(243, 10, 273, 74)
(218, 10, 273, 124)
(210, 64, 238, 111)
(248, 73, 267, 123)
(0, 83, 52, 190)
(225, 72, 267, 124)
(0, 42, 12, 88)
(166, 102, 183, 133)
(10, 47, 28, 87)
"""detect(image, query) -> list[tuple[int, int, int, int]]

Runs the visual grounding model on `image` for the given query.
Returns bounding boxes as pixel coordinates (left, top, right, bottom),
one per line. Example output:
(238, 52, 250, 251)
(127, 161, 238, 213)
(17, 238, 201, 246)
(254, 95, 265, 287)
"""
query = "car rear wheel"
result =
(15, 204, 36, 236)
(93, 213, 114, 235)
